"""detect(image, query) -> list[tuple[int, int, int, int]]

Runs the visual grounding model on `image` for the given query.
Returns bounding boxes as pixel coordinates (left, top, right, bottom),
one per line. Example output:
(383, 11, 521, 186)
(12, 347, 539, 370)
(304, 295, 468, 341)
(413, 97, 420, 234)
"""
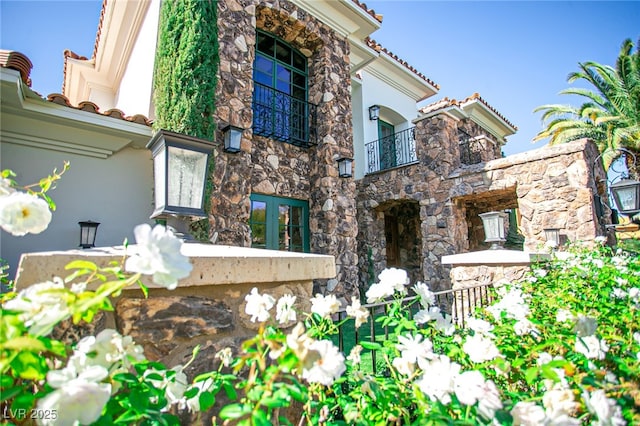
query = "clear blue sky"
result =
(1, 0, 638, 156)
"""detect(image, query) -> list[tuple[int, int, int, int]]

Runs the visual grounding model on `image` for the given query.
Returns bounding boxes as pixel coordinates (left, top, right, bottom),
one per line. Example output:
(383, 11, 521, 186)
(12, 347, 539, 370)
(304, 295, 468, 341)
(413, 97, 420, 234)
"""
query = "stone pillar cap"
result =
(441, 249, 550, 266)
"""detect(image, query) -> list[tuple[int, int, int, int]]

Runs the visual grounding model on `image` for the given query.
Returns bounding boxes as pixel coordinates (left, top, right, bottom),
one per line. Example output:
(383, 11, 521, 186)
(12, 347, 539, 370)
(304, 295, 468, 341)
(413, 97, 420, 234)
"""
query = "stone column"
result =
(308, 34, 358, 300)
(211, 0, 256, 246)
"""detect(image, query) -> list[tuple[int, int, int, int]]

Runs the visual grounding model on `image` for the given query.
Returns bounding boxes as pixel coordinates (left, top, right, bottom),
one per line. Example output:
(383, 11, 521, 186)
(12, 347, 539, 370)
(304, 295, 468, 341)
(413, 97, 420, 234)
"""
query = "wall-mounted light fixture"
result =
(610, 178, 640, 216)
(78, 220, 100, 249)
(337, 157, 353, 178)
(368, 105, 380, 121)
(222, 124, 243, 153)
(592, 148, 640, 227)
(543, 228, 561, 248)
(479, 211, 507, 250)
(147, 130, 215, 240)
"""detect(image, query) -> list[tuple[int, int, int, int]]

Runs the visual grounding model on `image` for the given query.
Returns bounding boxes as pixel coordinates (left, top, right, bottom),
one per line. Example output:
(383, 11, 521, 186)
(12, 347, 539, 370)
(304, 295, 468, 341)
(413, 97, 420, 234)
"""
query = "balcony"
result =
(365, 127, 417, 174)
(252, 82, 317, 148)
(458, 128, 483, 165)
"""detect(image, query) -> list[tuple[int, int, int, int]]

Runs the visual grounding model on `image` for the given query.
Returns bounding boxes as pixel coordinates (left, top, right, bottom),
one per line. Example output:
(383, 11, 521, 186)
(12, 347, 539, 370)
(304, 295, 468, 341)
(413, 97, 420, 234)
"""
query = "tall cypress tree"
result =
(154, 0, 218, 140)
(153, 0, 219, 240)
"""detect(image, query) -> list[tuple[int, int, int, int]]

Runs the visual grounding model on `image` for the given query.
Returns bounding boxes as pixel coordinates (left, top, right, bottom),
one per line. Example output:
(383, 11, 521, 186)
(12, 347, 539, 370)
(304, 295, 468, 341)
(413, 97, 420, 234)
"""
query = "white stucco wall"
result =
(1, 143, 154, 279)
(115, 0, 161, 119)
(351, 79, 366, 179)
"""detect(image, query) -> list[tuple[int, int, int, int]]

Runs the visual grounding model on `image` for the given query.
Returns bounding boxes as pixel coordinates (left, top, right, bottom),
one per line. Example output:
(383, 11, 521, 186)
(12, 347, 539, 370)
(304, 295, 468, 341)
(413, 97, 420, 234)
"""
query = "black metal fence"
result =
(458, 128, 483, 165)
(334, 283, 494, 374)
(365, 127, 417, 174)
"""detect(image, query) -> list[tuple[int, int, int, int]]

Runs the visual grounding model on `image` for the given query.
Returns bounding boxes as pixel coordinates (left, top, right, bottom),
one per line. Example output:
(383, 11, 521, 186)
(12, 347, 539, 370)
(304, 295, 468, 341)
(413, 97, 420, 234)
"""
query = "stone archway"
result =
(377, 200, 422, 284)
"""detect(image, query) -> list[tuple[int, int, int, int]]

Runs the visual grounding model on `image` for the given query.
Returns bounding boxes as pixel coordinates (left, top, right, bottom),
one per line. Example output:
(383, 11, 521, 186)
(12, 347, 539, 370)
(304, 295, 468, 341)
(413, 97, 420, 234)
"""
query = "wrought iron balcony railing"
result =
(252, 82, 317, 148)
(458, 128, 483, 165)
(365, 127, 417, 174)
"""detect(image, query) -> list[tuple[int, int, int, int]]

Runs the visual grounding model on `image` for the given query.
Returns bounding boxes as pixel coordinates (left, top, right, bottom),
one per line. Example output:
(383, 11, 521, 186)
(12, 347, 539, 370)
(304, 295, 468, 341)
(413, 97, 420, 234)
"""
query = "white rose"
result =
(310, 293, 340, 319)
(125, 224, 193, 289)
(244, 287, 275, 323)
(0, 191, 51, 236)
(302, 339, 346, 386)
(511, 401, 547, 425)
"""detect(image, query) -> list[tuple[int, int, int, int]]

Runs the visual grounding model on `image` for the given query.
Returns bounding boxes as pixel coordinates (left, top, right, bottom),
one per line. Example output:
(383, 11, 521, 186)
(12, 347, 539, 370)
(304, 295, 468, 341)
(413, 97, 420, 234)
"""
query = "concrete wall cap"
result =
(14, 244, 336, 290)
(441, 249, 550, 266)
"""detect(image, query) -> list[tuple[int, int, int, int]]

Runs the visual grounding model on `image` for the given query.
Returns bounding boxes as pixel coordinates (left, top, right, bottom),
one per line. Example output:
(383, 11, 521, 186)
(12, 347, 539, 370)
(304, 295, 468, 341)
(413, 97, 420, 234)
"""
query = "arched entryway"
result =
(377, 200, 422, 283)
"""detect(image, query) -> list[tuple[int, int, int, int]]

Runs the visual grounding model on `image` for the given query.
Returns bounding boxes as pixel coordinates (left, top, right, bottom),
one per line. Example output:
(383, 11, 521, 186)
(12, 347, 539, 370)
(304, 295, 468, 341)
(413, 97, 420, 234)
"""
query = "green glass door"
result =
(379, 120, 396, 170)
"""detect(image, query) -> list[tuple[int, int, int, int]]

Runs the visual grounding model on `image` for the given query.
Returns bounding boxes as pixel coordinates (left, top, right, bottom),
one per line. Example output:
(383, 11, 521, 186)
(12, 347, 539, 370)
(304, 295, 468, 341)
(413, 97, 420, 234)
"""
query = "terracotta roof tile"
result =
(420, 93, 517, 131)
(420, 97, 458, 114)
(78, 100, 100, 113)
(0, 50, 33, 87)
(63, 49, 88, 61)
(44, 93, 153, 126)
(47, 93, 73, 107)
(462, 93, 517, 130)
(350, 0, 383, 22)
(93, 0, 107, 61)
(365, 38, 440, 90)
(61, 49, 89, 95)
(0, 44, 152, 127)
(104, 108, 126, 120)
(129, 114, 151, 125)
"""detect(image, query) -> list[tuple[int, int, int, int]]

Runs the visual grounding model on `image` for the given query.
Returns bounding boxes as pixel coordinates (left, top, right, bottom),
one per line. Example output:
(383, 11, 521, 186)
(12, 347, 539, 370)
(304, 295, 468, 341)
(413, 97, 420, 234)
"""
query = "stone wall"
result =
(356, 110, 609, 293)
(15, 244, 335, 422)
(356, 116, 501, 292)
(441, 250, 550, 323)
(448, 139, 608, 251)
(212, 0, 358, 299)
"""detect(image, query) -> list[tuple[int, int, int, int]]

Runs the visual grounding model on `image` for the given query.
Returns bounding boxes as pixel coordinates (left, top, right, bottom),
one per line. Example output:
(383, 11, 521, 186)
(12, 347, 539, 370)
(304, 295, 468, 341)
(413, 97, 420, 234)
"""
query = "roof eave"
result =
(290, 0, 382, 39)
(2, 68, 152, 159)
(63, 0, 151, 106)
(365, 53, 438, 102)
(461, 100, 517, 139)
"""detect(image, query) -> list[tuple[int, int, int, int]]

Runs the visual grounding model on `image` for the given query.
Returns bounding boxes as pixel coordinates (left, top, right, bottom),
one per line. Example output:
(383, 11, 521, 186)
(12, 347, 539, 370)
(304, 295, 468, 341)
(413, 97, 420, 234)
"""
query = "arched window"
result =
(253, 31, 314, 147)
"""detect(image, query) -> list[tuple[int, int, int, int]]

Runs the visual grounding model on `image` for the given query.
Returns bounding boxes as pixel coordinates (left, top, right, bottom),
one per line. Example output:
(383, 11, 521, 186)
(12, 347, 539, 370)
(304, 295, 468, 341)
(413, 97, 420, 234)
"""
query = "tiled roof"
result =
(93, 0, 107, 61)
(0, 49, 152, 127)
(47, 94, 152, 125)
(61, 49, 88, 95)
(0, 50, 32, 87)
(365, 38, 440, 90)
(420, 93, 517, 130)
(350, 0, 383, 22)
(85, 1, 431, 94)
(61, 0, 104, 95)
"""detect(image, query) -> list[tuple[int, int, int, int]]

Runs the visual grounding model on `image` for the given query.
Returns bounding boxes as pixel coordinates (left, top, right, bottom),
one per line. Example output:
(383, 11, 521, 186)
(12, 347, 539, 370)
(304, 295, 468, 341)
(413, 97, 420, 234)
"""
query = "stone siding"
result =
(357, 110, 608, 293)
(213, 0, 358, 298)
(15, 245, 335, 424)
(450, 265, 530, 291)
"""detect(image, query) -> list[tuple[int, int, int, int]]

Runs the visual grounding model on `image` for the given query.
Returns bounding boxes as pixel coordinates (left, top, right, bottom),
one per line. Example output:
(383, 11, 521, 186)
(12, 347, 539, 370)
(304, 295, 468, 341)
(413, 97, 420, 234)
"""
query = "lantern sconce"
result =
(479, 211, 507, 250)
(79, 220, 100, 249)
(543, 228, 561, 249)
(337, 157, 353, 178)
(610, 178, 640, 218)
(592, 148, 640, 228)
(368, 105, 380, 121)
(222, 124, 243, 153)
(146, 130, 215, 241)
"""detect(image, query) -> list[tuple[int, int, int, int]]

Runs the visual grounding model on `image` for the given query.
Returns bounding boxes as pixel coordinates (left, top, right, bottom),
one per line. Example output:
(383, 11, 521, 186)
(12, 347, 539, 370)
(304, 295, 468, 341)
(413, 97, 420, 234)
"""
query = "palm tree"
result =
(534, 38, 640, 175)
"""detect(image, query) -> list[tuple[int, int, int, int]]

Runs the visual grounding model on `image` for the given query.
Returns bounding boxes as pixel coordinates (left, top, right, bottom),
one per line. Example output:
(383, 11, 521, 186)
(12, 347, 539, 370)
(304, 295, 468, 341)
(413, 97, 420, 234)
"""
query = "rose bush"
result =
(1, 166, 639, 425)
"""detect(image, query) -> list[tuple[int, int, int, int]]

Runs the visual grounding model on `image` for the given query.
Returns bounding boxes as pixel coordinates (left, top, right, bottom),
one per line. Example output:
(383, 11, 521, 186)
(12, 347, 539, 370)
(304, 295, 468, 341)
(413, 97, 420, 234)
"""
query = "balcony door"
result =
(379, 120, 396, 170)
